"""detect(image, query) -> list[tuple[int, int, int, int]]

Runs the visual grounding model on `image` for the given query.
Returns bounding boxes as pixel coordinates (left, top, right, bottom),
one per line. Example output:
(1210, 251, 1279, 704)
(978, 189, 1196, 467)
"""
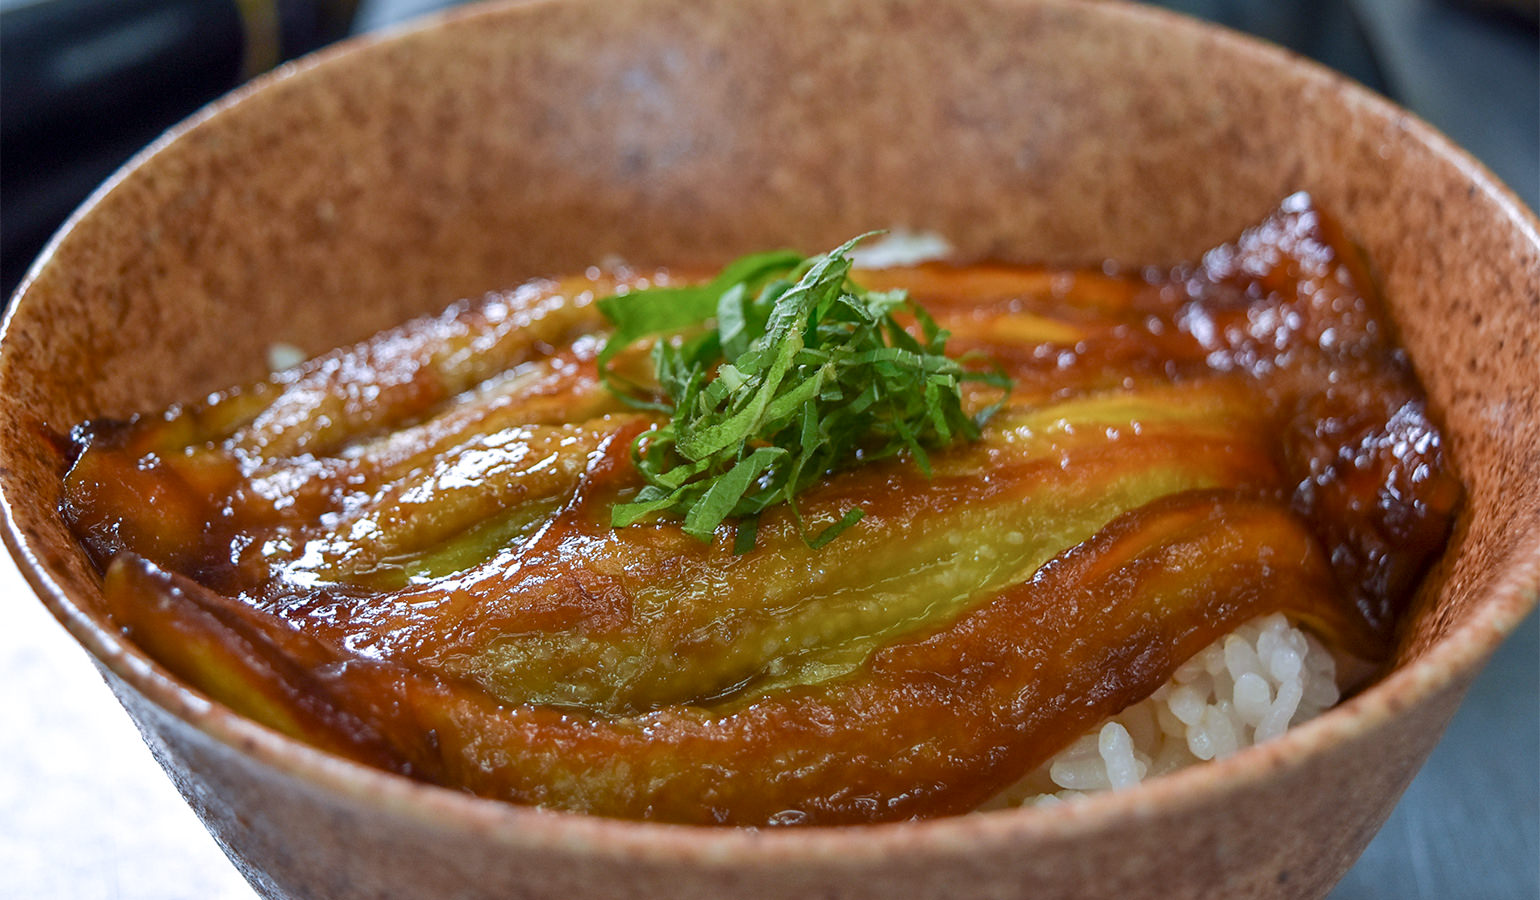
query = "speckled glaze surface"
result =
(2, 1, 1536, 898)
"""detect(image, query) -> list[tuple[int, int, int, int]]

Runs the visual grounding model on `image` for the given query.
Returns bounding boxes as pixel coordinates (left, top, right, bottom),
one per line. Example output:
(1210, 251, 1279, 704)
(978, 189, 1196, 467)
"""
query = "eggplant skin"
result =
(65, 194, 1459, 825)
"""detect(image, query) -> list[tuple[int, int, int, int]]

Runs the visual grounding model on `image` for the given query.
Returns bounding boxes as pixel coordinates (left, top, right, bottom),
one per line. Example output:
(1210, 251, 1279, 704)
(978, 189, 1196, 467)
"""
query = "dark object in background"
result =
(1457, 0, 1539, 24)
(0, 0, 359, 295)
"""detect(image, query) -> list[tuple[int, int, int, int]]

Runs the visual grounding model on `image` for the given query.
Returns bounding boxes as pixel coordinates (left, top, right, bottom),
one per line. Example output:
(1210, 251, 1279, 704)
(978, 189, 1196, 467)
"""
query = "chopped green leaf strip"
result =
(596, 235, 1010, 550)
(683, 446, 787, 539)
(732, 514, 761, 555)
(808, 507, 866, 550)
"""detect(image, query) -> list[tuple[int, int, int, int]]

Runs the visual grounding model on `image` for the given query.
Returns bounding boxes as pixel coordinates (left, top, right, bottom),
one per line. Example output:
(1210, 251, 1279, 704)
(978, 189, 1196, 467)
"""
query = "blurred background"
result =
(0, 0, 1535, 897)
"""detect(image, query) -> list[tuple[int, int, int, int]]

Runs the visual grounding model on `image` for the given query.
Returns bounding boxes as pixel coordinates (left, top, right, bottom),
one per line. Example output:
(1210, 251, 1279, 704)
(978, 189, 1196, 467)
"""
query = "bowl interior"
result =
(2, 0, 1536, 847)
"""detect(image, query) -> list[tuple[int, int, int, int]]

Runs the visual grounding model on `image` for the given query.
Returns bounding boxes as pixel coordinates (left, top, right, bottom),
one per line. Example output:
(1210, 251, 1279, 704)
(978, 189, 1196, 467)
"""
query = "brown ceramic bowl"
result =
(2, 1, 1536, 897)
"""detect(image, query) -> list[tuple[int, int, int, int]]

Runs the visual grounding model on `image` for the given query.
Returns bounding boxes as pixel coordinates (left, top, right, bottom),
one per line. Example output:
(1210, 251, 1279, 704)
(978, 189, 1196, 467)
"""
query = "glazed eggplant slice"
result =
(63, 195, 1459, 825)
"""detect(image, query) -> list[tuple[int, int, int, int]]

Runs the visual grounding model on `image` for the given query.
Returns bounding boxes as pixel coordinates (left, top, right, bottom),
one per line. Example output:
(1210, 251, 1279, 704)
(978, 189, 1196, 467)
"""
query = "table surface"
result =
(1, 0, 1536, 897)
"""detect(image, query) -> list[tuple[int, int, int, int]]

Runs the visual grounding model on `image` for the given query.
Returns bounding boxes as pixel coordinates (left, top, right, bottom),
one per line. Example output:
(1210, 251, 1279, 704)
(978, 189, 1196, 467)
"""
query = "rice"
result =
(847, 229, 954, 268)
(982, 613, 1341, 809)
(266, 342, 307, 372)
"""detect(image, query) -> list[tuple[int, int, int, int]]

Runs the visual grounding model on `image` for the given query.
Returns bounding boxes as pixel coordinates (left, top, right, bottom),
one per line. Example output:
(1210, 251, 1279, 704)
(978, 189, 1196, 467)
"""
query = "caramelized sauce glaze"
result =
(61, 195, 1458, 825)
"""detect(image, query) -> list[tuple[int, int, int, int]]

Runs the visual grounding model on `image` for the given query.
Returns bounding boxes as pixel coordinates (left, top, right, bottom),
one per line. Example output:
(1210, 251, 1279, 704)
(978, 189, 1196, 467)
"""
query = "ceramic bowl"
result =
(2, 1, 1536, 897)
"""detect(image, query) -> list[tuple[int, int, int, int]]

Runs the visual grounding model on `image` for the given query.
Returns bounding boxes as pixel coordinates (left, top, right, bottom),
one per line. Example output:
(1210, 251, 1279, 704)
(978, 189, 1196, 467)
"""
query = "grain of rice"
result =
(1098, 723, 1144, 790)
(847, 229, 954, 268)
(267, 342, 307, 372)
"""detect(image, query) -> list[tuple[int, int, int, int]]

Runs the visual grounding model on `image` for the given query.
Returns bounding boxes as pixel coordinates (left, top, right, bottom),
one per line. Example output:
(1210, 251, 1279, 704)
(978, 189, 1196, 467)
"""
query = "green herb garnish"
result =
(597, 235, 1008, 549)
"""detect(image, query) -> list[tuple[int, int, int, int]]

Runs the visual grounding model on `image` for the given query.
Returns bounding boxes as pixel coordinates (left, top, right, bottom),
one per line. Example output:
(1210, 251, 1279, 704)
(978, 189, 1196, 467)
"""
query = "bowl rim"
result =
(2, 0, 1537, 865)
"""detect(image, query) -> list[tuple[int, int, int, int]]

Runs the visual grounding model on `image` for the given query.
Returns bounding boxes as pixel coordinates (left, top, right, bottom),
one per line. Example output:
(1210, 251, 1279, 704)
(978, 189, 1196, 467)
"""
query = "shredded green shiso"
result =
(597, 235, 1008, 550)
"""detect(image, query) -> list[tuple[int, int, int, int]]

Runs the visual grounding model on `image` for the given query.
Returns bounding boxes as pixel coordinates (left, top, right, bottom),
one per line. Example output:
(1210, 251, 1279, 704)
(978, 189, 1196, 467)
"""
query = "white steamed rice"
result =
(847, 228, 954, 268)
(983, 613, 1342, 809)
(266, 341, 308, 372)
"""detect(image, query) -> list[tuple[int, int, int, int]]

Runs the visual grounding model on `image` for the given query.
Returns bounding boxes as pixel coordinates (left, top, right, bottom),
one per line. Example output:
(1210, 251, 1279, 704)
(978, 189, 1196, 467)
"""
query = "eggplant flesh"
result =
(62, 195, 1459, 825)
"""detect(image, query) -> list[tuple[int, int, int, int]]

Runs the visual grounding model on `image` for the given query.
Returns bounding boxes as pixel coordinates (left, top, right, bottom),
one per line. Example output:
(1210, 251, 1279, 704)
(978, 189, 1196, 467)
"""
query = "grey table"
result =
(1, 0, 1535, 897)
